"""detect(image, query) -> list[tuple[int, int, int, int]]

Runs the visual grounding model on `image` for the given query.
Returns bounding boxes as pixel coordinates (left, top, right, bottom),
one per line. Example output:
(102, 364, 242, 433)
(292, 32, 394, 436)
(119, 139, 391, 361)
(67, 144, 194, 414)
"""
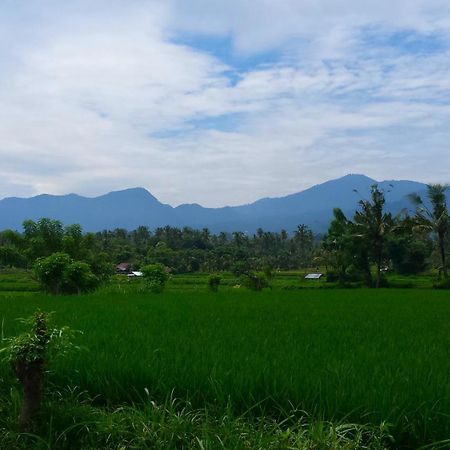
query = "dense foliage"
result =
(141, 263, 169, 293)
(321, 184, 448, 287)
(207, 274, 221, 292)
(0, 219, 316, 274)
(33, 252, 98, 294)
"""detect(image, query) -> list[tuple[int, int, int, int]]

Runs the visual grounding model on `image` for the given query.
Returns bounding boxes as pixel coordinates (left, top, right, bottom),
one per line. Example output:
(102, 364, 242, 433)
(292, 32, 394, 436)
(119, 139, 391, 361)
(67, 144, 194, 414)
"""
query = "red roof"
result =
(116, 263, 131, 271)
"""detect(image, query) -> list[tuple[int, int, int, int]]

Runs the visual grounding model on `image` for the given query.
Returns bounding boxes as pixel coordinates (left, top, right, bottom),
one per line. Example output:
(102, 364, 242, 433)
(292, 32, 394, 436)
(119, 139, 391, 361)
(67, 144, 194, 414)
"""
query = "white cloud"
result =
(0, 1, 449, 207)
(168, 0, 450, 54)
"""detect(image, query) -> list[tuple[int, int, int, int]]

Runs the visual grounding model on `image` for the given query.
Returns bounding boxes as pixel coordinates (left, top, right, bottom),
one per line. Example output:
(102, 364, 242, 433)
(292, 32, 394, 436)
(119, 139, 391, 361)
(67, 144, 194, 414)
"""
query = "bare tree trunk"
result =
(12, 312, 48, 430)
(376, 251, 382, 288)
(364, 267, 373, 288)
(439, 234, 448, 279)
(14, 358, 44, 430)
(339, 266, 346, 285)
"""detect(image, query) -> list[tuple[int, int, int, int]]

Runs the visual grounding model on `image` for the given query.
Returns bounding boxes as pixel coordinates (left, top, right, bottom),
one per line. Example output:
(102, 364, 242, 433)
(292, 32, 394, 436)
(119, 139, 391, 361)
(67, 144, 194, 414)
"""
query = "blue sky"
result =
(0, 0, 450, 206)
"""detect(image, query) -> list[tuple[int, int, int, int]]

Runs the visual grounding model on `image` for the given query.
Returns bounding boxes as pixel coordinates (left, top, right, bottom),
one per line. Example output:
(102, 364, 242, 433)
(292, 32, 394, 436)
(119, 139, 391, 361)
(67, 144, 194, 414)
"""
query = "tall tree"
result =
(409, 184, 449, 279)
(322, 208, 353, 283)
(293, 224, 314, 268)
(354, 185, 393, 288)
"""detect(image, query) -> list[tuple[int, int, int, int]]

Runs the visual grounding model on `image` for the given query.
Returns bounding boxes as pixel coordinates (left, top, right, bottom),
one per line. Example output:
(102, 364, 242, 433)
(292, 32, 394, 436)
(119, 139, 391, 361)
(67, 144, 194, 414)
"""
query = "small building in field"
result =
(304, 273, 323, 280)
(127, 271, 143, 278)
(116, 262, 131, 274)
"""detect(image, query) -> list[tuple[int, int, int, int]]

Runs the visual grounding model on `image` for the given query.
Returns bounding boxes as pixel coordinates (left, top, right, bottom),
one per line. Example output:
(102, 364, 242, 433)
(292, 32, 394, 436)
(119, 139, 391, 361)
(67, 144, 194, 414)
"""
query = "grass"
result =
(1, 287, 450, 448)
(0, 269, 40, 292)
(0, 266, 440, 294)
(0, 387, 393, 449)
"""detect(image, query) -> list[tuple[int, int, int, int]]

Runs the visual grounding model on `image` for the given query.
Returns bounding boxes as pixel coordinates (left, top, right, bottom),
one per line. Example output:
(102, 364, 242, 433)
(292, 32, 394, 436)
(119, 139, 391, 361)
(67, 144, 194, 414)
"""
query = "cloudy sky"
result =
(1, 1, 450, 206)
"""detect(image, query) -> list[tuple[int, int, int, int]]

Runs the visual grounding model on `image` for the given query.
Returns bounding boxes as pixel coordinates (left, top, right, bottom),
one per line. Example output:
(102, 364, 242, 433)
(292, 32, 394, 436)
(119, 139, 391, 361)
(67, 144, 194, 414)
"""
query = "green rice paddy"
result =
(1, 284, 450, 448)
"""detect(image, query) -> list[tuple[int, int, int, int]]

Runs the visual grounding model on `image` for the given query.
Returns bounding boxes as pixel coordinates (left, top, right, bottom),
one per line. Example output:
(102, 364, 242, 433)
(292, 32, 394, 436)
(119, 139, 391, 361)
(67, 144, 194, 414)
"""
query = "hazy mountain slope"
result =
(0, 188, 175, 231)
(0, 175, 438, 233)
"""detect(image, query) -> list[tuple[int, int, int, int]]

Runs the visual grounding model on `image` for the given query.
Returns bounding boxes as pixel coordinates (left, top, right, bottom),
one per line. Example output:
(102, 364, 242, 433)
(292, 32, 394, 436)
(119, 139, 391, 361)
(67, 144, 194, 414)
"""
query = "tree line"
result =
(321, 183, 449, 287)
(0, 219, 316, 274)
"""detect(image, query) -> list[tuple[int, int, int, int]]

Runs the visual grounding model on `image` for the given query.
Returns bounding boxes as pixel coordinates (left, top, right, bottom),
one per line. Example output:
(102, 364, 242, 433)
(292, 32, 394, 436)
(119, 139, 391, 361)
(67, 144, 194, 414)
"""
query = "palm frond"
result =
(408, 192, 423, 206)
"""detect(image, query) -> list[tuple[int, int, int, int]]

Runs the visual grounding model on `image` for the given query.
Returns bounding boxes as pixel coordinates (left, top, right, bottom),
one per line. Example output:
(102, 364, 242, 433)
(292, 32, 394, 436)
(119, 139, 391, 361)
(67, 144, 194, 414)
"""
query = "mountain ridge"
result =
(0, 175, 443, 233)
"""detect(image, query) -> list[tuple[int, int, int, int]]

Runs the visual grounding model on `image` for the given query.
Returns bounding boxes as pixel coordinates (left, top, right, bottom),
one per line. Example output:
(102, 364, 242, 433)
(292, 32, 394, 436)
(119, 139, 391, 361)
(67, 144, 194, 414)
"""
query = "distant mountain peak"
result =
(99, 187, 160, 203)
(343, 173, 373, 178)
(328, 174, 378, 189)
(105, 187, 154, 196)
(0, 175, 438, 233)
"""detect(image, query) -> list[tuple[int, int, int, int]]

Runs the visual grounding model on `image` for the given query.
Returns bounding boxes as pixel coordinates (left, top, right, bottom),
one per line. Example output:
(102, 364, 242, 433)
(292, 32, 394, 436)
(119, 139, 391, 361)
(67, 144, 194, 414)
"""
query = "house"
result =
(304, 273, 323, 280)
(127, 271, 143, 278)
(116, 262, 131, 274)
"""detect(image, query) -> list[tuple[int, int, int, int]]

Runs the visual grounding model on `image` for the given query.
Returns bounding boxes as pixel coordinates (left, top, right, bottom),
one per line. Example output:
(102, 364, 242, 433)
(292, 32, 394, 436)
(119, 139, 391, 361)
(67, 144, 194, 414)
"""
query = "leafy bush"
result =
(89, 259, 115, 282)
(345, 265, 365, 282)
(141, 263, 169, 293)
(389, 238, 429, 275)
(0, 246, 27, 268)
(326, 271, 339, 283)
(243, 272, 270, 291)
(34, 252, 72, 294)
(375, 274, 389, 288)
(263, 265, 274, 280)
(231, 261, 250, 277)
(33, 252, 98, 294)
(63, 261, 99, 294)
(433, 277, 450, 290)
(208, 275, 221, 292)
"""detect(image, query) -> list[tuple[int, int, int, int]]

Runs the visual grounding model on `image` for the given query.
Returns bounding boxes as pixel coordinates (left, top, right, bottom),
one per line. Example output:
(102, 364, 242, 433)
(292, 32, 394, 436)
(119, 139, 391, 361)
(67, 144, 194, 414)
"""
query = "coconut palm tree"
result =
(409, 184, 449, 279)
(354, 185, 393, 288)
(322, 208, 353, 283)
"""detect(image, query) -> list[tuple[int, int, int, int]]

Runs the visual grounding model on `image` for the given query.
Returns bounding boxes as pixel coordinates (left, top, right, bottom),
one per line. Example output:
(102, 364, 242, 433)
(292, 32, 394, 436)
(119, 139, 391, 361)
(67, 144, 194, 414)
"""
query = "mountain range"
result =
(0, 174, 443, 234)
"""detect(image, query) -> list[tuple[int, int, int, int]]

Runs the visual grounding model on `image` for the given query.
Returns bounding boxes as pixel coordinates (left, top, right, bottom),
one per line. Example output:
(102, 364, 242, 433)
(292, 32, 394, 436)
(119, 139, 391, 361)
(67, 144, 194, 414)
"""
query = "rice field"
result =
(1, 286, 450, 448)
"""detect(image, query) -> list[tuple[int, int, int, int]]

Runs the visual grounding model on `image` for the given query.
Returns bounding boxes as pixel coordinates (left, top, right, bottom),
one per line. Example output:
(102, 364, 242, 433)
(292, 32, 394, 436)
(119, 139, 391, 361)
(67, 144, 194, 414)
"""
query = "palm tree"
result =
(409, 184, 449, 279)
(322, 208, 353, 284)
(354, 185, 393, 288)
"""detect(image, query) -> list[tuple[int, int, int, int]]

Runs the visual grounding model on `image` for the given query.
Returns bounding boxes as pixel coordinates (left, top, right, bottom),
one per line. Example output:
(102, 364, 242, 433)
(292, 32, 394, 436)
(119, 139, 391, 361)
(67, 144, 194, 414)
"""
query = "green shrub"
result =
(63, 261, 99, 294)
(90, 259, 115, 282)
(243, 272, 270, 291)
(231, 261, 250, 277)
(33, 252, 98, 294)
(345, 265, 364, 282)
(326, 271, 339, 282)
(208, 275, 221, 292)
(34, 253, 72, 294)
(263, 265, 274, 280)
(433, 277, 450, 290)
(141, 263, 169, 293)
(375, 274, 389, 288)
(0, 246, 27, 268)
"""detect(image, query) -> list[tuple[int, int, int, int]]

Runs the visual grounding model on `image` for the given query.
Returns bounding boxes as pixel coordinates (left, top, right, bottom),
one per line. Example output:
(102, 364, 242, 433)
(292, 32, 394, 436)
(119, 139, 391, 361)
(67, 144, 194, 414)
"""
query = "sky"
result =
(1, 0, 450, 207)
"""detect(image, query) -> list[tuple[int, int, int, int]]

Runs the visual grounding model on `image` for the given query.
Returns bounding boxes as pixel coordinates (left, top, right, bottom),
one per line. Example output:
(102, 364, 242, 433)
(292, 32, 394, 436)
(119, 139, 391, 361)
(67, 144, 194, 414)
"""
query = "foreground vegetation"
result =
(0, 388, 393, 449)
(1, 287, 450, 448)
